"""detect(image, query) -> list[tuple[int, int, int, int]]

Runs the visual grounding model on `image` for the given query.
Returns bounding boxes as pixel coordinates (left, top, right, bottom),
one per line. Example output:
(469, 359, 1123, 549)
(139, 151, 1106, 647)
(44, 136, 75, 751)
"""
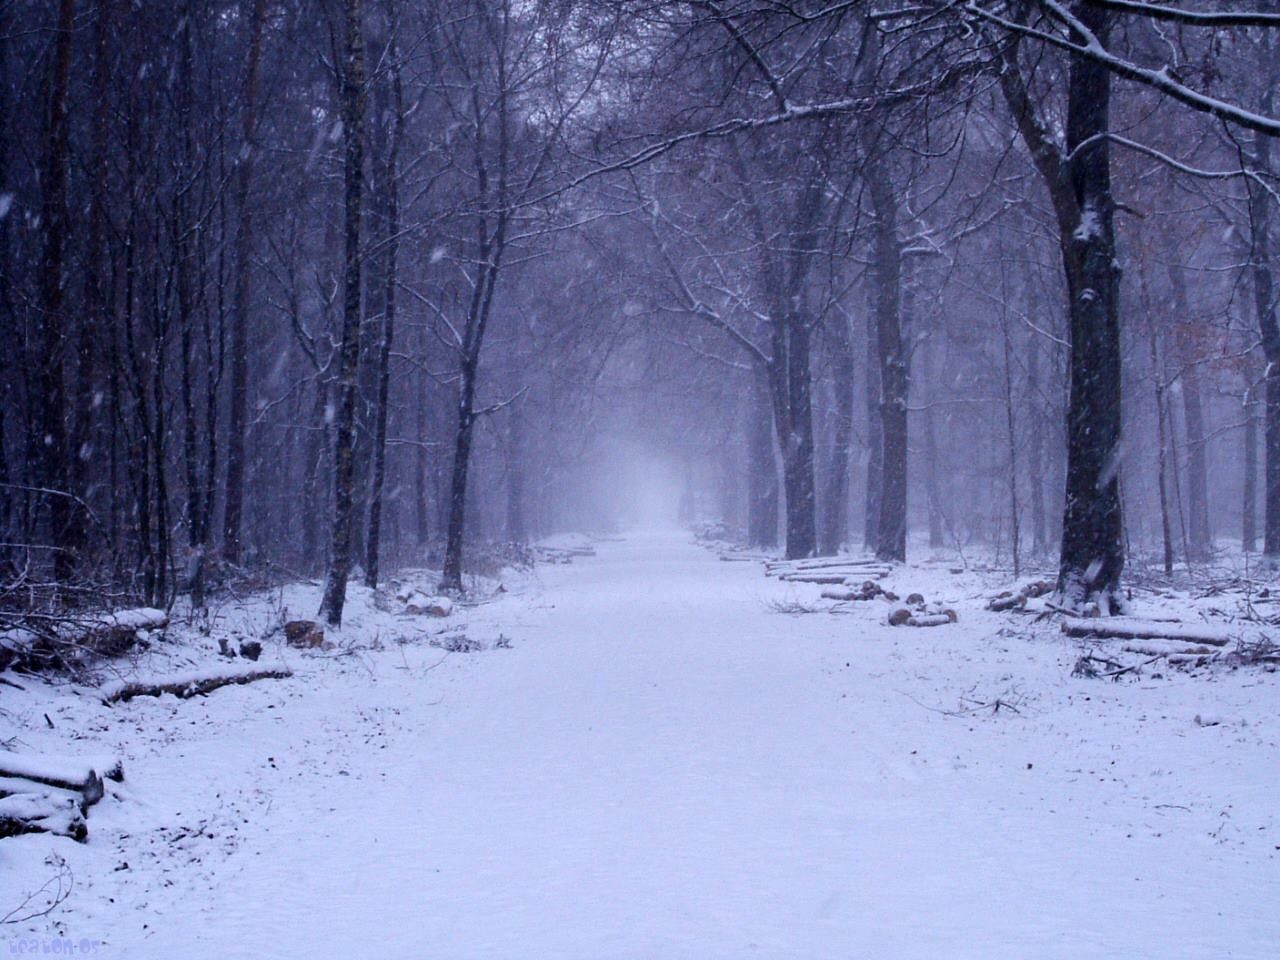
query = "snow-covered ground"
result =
(2, 532, 1278, 958)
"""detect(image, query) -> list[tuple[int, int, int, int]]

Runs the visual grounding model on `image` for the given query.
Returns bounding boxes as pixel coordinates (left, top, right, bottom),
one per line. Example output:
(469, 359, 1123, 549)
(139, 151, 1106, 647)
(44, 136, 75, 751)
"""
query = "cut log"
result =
(906, 616, 957, 632)
(0, 753, 121, 807)
(0, 777, 86, 812)
(285, 620, 325, 648)
(988, 592, 1027, 612)
(888, 606, 912, 626)
(1121, 640, 1221, 658)
(0, 792, 86, 841)
(779, 573, 849, 585)
(765, 557, 886, 574)
(65, 607, 168, 656)
(1062, 617, 1233, 646)
(102, 666, 293, 704)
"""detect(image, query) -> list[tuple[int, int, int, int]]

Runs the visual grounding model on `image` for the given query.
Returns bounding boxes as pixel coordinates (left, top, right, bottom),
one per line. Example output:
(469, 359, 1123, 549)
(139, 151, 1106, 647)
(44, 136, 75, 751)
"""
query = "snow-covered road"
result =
(5, 533, 1278, 958)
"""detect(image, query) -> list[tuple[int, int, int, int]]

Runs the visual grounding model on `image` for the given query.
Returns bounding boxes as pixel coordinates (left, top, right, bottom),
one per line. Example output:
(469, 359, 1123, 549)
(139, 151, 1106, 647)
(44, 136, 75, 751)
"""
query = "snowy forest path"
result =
(28, 533, 1280, 959)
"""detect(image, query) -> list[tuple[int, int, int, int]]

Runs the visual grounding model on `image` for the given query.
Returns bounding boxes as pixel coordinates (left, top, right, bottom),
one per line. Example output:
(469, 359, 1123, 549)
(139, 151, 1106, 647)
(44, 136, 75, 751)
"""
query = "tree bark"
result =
(1001, 4, 1124, 608)
(1164, 255, 1211, 560)
(866, 153, 908, 564)
(35, 0, 76, 585)
(1057, 6, 1124, 607)
(819, 314, 854, 556)
(365, 39, 403, 589)
(863, 312, 882, 550)
(1244, 376, 1259, 552)
(222, 0, 268, 566)
(1027, 335, 1048, 553)
(746, 367, 778, 548)
(319, 0, 366, 626)
(505, 402, 527, 542)
(1246, 61, 1280, 557)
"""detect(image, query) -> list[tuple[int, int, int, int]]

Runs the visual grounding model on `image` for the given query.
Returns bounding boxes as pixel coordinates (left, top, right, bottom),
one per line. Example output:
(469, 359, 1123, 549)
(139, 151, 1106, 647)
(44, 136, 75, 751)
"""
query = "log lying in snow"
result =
(779, 572, 851, 585)
(102, 666, 293, 704)
(765, 557, 888, 575)
(777, 567, 892, 583)
(1, 607, 168, 671)
(821, 580, 896, 602)
(987, 579, 1056, 612)
(0, 792, 86, 842)
(0, 753, 122, 808)
(888, 607, 957, 627)
(1121, 640, 1222, 658)
(1062, 617, 1233, 646)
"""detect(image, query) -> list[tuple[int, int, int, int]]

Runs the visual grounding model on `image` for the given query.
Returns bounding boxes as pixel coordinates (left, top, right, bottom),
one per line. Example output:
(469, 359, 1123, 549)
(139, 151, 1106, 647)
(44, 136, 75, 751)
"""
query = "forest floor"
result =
(1, 531, 1278, 959)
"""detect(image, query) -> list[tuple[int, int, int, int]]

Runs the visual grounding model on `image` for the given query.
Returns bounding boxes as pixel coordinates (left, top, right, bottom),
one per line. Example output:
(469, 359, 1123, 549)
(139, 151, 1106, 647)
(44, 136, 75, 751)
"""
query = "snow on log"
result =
(905, 614, 955, 628)
(779, 573, 849, 585)
(988, 592, 1027, 612)
(102, 666, 293, 705)
(65, 608, 168, 655)
(0, 792, 87, 841)
(1062, 617, 1233, 646)
(987, 580, 1055, 612)
(765, 557, 887, 575)
(1121, 640, 1221, 658)
(0, 753, 122, 807)
(0, 777, 86, 813)
(888, 606, 956, 627)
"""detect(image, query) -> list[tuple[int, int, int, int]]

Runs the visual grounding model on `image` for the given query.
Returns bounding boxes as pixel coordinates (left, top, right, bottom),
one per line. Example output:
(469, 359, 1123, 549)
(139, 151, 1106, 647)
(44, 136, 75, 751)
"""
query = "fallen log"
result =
(1121, 640, 1221, 658)
(765, 557, 887, 575)
(779, 573, 850, 585)
(0, 753, 122, 807)
(0, 792, 86, 841)
(102, 666, 293, 705)
(1062, 617, 1233, 646)
(988, 592, 1027, 612)
(0, 777, 86, 813)
(821, 580, 890, 602)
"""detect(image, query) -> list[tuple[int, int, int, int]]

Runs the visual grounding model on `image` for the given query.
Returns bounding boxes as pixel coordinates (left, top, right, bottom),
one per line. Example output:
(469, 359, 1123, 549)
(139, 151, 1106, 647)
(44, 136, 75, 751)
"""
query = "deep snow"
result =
(2, 532, 1278, 958)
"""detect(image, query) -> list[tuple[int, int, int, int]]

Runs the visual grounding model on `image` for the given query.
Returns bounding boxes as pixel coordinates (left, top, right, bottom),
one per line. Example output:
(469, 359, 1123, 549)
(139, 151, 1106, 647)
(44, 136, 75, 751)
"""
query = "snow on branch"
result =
(960, 0, 1280, 137)
(1085, 0, 1280, 28)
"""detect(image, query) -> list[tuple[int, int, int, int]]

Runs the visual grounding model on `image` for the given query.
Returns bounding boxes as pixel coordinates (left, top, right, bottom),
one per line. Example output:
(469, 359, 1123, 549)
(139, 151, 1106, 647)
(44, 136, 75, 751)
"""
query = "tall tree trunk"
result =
(1165, 255, 1211, 560)
(36, 0, 76, 585)
(863, 313, 882, 550)
(780, 317, 818, 559)
(1244, 376, 1259, 553)
(364, 42, 403, 589)
(319, 0, 366, 626)
(1057, 6, 1124, 607)
(746, 366, 778, 548)
(866, 155, 908, 564)
(441, 364, 478, 592)
(1027, 335, 1047, 553)
(301, 380, 328, 573)
(415, 373, 431, 547)
(505, 403, 527, 542)
(1001, 312, 1021, 579)
(176, 1, 209, 607)
(818, 316, 854, 555)
(222, 0, 268, 566)
(0, 3, 14, 573)
(1246, 57, 1280, 558)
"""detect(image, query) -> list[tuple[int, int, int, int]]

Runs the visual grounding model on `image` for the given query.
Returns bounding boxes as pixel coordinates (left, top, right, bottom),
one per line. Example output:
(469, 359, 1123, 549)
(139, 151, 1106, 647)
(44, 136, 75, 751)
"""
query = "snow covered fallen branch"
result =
(0, 753, 122, 807)
(1061, 617, 1234, 646)
(102, 666, 293, 705)
(0, 792, 86, 842)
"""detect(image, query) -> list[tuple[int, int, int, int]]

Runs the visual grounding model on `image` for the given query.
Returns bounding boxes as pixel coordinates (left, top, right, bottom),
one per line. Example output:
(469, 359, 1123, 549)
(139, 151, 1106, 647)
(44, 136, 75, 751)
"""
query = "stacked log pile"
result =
(0, 753, 124, 841)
